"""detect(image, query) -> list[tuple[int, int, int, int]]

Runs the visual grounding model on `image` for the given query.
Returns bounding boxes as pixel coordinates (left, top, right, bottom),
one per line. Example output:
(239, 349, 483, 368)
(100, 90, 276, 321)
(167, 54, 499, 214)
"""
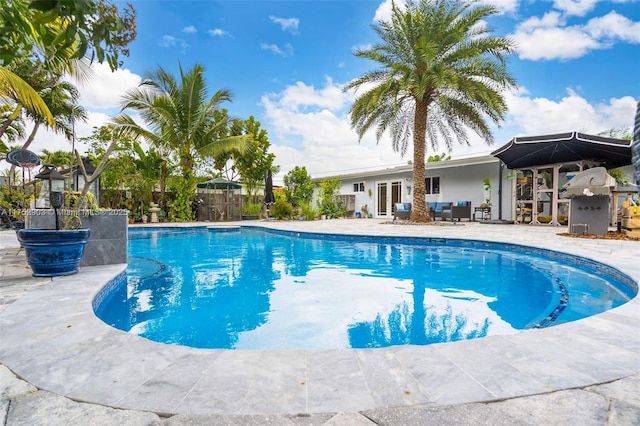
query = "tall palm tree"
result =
(347, 0, 516, 221)
(112, 63, 246, 221)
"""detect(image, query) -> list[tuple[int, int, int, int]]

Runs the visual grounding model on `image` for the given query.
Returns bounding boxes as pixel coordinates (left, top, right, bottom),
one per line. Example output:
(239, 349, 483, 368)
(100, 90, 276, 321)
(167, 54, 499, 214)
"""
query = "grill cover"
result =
(562, 167, 615, 197)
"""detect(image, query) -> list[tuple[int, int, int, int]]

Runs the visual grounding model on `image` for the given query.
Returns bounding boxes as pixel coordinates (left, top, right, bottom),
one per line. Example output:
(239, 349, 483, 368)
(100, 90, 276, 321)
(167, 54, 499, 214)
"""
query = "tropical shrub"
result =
(317, 177, 345, 218)
(242, 202, 262, 216)
(300, 202, 318, 220)
(270, 198, 293, 220)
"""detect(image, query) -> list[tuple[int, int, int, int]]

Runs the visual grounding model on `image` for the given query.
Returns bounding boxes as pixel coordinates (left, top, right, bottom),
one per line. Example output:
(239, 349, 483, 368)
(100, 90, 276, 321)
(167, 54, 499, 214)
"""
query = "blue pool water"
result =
(94, 227, 636, 350)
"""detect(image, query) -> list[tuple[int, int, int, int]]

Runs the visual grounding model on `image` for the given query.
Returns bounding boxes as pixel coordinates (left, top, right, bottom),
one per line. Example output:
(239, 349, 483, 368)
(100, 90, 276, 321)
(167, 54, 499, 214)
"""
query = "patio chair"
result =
(427, 202, 452, 220)
(393, 203, 411, 221)
(442, 201, 472, 222)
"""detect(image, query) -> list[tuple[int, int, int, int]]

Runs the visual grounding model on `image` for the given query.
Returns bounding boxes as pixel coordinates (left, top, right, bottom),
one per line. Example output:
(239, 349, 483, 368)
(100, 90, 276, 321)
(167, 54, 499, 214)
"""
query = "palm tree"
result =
(112, 63, 246, 221)
(40, 149, 74, 169)
(347, 0, 516, 221)
(8, 80, 87, 178)
(0, 66, 54, 136)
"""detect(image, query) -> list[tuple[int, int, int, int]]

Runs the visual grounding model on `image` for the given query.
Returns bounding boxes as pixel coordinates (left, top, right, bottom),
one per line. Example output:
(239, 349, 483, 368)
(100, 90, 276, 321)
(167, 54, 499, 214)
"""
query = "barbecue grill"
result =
(562, 167, 616, 235)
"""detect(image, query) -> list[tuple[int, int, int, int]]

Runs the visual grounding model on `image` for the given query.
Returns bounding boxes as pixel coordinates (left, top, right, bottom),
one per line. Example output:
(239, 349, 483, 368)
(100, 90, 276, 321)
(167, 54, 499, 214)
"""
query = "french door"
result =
(376, 180, 403, 218)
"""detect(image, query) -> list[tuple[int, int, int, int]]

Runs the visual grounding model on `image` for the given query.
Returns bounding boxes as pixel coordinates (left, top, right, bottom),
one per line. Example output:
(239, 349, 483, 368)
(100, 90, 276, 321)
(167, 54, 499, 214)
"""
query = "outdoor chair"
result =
(427, 202, 452, 220)
(393, 203, 411, 221)
(442, 201, 472, 222)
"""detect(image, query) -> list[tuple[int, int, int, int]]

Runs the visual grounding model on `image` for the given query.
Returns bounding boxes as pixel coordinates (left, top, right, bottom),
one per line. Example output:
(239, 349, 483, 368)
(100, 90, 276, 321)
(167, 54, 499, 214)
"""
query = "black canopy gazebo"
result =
(491, 132, 632, 226)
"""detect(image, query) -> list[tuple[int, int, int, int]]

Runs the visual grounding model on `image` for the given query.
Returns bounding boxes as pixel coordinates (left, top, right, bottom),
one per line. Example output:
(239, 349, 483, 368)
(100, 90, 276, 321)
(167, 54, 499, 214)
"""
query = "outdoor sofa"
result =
(441, 201, 472, 222)
(427, 202, 452, 220)
(393, 202, 412, 221)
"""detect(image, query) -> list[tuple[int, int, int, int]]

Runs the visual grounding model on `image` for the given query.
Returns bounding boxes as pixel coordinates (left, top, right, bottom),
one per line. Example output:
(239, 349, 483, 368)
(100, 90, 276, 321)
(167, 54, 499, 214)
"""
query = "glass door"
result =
(377, 182, 388, 216)
(377, 180, 403, 218)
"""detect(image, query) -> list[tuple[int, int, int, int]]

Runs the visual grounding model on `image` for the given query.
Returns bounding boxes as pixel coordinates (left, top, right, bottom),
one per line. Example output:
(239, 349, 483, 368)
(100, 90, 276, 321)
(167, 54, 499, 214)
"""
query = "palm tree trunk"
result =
(411, 99, 430, 222)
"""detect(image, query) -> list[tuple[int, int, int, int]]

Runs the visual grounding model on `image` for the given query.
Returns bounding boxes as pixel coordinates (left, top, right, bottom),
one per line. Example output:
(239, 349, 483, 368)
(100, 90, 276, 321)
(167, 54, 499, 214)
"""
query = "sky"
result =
(6, 0, 640, 185)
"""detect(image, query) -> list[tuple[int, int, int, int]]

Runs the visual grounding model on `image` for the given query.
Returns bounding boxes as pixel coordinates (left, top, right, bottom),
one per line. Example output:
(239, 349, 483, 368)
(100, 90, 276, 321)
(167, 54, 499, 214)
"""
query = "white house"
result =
(312, 154, 509, 221)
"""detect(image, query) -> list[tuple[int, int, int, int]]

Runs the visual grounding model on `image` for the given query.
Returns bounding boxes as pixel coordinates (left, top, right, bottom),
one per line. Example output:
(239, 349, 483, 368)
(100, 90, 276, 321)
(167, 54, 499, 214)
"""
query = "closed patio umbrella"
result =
(264, 170, 275, 218)
(633, 101, 640, 186)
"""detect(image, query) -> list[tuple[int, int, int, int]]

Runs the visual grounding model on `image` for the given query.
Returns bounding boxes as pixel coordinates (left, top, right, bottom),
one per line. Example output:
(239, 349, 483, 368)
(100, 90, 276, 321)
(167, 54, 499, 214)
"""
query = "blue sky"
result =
(12, 0, 640, 184)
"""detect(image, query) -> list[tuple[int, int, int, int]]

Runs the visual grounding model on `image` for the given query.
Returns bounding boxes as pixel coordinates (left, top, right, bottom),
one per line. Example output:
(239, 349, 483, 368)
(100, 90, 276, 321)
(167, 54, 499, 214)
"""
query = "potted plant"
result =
(242, 202, 262, 220)
(20, 135, 127, 276)
(18, 174, 94, 277)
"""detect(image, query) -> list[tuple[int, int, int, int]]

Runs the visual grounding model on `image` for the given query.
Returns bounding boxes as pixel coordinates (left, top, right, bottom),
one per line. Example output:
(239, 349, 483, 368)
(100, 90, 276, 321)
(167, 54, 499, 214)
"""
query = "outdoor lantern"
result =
(49, 168, 65, 210)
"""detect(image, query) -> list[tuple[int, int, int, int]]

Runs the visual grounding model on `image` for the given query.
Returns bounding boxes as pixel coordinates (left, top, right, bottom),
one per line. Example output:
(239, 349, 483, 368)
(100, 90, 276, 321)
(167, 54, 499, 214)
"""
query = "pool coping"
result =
(1, 221, 638, 416)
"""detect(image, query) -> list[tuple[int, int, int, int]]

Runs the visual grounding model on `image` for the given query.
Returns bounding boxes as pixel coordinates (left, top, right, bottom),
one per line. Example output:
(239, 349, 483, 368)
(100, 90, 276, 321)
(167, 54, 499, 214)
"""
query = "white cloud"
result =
(269, 15, 300, 34)
(183, 25, 197, 33)
(159, 35, 177, 47)
(209, 28, 229, 37)
(480, 0, 519, 14)
(513, 9, 640, 61)
(552, 0, 599, 17)
(373, 0, 407, 23)
(373, 0, 516, 24)
(504, 87, 636, 135)
(260, 79, 408, 180)
(517, 11, 564, 32)
(584, 11, 640, 43)
(275, 78, 348, 112)
(513, 25, 601, 60)
(260, 42, 294, 57)
(65, 62, 141, 110)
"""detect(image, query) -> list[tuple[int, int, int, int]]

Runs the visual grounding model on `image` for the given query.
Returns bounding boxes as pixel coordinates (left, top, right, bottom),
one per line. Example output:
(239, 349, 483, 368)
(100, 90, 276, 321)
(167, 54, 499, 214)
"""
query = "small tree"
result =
(317, 177, 345, 218)
(283, 166, 314, 208)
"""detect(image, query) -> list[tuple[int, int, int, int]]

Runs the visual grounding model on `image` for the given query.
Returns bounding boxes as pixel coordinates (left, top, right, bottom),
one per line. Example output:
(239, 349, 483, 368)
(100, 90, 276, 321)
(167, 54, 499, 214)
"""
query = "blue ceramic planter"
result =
(17, 229, 91, 277)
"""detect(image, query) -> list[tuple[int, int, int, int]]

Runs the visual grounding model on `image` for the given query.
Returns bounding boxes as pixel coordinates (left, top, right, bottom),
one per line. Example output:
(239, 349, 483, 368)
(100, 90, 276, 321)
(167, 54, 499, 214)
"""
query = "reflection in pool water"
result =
(94, 227, 635, 350)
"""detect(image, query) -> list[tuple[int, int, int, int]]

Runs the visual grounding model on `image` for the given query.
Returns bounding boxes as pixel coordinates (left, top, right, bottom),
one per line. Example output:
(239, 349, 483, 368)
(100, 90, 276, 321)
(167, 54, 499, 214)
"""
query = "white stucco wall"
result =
(313, 156, 514, 220)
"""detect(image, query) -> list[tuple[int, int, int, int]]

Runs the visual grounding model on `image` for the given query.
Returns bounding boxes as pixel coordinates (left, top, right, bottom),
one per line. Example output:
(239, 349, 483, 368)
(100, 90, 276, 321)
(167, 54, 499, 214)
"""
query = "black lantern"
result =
(35, 165, 65, 229)
(49, 168, 65, 230)
(49, 168, 65, 209)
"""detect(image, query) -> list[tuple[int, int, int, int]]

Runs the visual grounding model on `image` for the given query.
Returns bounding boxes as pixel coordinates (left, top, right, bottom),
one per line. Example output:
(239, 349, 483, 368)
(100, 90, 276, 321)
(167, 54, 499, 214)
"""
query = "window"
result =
(425, 176, 440, 195)
(353, 182, 365, 192)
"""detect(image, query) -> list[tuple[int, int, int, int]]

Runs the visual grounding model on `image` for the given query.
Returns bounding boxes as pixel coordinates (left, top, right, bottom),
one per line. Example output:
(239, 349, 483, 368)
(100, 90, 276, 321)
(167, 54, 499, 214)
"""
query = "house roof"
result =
(491, 132, 632, 170)
(311, 155, 498, 182)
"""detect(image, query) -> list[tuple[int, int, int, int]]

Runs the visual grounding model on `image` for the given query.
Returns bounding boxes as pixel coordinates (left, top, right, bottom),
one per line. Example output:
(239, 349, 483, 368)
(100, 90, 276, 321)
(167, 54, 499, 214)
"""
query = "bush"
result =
(270, 199, 293, 219)
(300, 202, 318, 220)
(242, 202, 263, 216)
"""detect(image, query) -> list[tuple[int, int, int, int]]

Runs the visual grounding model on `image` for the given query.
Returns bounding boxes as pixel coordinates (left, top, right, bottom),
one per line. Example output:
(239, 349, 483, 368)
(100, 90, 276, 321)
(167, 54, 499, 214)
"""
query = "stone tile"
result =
(587, 374, 640, 408)
(434, 337, 550, 399)
(116, 351, 221, 414)
(391, 345, 495, 405)
(6, 390, 160, 426)
(354, 349, 431, 407)
(488, 389, 610, 425)
(240, 350, 308, 415)
(306, 350, 375, 413)
(175, 350, 263, 415)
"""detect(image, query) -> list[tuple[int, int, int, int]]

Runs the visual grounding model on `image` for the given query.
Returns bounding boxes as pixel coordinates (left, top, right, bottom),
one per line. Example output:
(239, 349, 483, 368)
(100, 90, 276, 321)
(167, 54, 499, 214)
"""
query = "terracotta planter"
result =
(17, 229, 90, 277)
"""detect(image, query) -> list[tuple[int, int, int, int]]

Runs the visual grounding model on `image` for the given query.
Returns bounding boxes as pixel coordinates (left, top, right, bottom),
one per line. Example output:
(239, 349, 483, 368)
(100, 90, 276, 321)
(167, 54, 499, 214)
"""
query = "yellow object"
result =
(622, 200, 630, 208)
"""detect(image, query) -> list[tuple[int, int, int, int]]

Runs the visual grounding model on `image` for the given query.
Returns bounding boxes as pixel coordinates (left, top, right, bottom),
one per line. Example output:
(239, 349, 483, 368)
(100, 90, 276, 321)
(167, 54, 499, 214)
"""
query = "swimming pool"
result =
(94, 226, 636, 350)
